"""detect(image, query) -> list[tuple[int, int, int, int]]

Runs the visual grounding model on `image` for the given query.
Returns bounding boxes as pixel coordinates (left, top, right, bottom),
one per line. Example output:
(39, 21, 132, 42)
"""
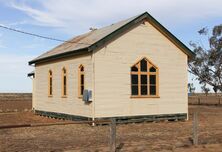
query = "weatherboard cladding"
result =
(93, 21, 188, 117)
(29, 12, 195, 65)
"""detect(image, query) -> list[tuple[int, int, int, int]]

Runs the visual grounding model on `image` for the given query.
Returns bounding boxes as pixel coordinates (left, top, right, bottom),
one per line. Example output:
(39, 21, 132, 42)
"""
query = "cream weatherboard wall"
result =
(33, 54, 93, 117)
(32, 20, 188, 119)
(93, 21, 188, 118)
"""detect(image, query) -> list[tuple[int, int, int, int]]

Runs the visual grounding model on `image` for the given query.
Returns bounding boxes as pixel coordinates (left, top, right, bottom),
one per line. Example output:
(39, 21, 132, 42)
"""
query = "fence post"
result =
(110, 118, 116, 152)
(192, 112, 198, 145)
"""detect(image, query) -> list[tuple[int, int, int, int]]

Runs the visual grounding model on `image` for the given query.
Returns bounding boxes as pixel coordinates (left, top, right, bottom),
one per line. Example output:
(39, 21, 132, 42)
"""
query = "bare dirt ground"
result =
(0, 100, 31, 112)
(0, 112, 67, 125)
(0, 93, 32, 112)
(0, 105, 222, 152)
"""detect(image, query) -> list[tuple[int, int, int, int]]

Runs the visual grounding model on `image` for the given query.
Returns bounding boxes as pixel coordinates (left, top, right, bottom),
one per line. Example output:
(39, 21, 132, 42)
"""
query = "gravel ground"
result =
(0, 105, 222, 152)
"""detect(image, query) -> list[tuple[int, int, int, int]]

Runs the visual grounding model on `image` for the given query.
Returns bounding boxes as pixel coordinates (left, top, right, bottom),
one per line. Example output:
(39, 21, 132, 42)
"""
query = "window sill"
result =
(48, 95, 53, 98)
(130, 95, 160, 98)
(61, 96, 67, 98)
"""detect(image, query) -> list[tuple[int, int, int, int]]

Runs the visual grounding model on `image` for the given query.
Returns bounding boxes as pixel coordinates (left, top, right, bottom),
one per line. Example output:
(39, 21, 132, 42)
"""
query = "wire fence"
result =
(0, 109, 222, 151)
(189, 95, 222, 105)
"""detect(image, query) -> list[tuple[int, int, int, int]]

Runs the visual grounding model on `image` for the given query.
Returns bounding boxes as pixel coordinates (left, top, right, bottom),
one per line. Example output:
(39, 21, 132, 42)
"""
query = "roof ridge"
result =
(29, 12, 194, 65)
(30, 13, 145, 63)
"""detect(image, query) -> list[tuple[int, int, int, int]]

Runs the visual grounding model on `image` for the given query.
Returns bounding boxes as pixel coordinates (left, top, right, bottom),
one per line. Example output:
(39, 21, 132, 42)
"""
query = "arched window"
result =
(48, 70, 53, 96)
(78, 65, 84, 97)
(131, 57, 159, 97)
(62, 67, 67, 97)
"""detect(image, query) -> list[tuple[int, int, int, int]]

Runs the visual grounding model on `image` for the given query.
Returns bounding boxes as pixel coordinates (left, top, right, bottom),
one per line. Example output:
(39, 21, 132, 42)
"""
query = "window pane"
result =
(80, 66, 84, 71)
(81, 75, 84, 85)
(63, 68, 66, 74)
(150, 86, 156, 95)
(81, 86, 84, 95)
(50, 78, 52, 86)
(150, 75, 156, 85)
(131, 65, 138, 72)
(131, 85, 138, 95)
(63, 76, 67, 95)
(64, 76, 66, 85)
(64, 85, 67, 95)
(141, 85, 148, 95)
(140, 59, 147, 72)
(141, 75, 147, 84)
(149, 67, 156, 72)
(131, 74, 138, 84)
(50, 87, 52, 95)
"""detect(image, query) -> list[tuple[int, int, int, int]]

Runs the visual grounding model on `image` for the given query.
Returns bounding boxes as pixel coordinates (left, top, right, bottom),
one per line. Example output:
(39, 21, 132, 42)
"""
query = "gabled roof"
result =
(29, 12, 195, 65)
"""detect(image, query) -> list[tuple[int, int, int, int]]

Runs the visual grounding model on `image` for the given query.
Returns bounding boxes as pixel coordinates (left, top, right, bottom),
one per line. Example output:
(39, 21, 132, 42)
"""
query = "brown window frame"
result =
(62, 67, 67, 97)
(48, 70, 53, 97)
(78, 65, 84, 98)
(130, 57, 159, 98)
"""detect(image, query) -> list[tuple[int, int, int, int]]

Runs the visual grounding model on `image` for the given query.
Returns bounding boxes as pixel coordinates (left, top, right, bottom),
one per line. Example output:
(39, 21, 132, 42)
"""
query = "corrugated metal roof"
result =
(29, 12, 195, 65)
(31, 14, 140, 62)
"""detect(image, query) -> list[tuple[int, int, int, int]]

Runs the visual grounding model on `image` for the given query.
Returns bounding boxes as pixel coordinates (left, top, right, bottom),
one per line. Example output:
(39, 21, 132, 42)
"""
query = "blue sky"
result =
(0, 0, 221, 92)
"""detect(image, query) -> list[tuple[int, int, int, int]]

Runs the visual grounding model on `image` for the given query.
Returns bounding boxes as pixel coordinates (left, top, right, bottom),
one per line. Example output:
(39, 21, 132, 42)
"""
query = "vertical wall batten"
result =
(92, 50, 96, 122)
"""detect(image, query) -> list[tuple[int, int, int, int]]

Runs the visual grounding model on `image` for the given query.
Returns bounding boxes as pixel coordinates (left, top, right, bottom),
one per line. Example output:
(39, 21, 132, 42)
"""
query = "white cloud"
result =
(5, 0, 222, 34)
(9, 1, 65, 27)
(7, 20, 29, 26)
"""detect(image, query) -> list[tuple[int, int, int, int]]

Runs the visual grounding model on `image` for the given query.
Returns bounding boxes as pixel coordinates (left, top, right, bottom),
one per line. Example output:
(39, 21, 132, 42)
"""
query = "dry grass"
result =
(0, 105, 221, 151)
